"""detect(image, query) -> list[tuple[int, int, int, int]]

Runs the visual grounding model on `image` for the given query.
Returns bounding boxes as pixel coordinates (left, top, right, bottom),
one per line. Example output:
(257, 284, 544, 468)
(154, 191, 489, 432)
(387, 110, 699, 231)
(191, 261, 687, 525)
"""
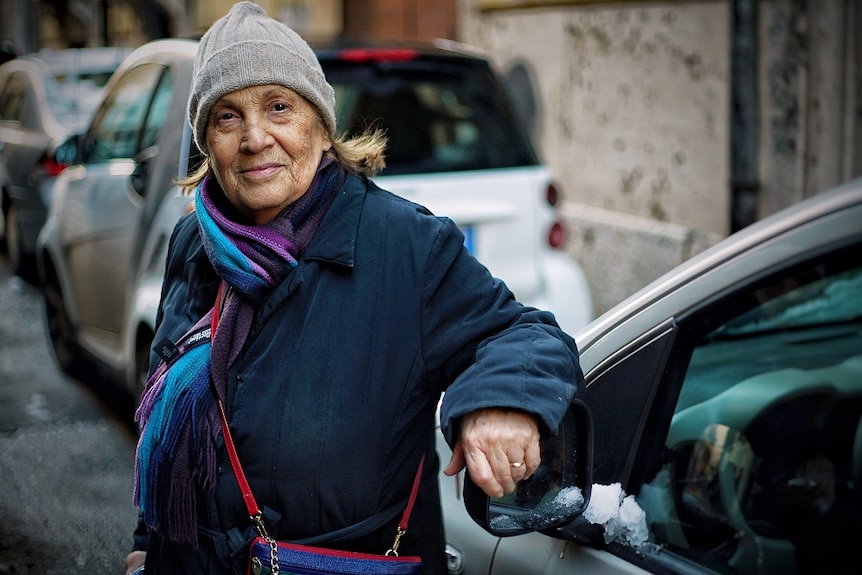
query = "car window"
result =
(640, 244, 862, 574)
(41, 72, 78, 122)
(0, 73, 26, 122)
(53, 69, 115, 89)
(140, 69, 174, 151)
(83, 63, 165, 163)
(322, 57, 537, 175)
(48, 71, 110, 128)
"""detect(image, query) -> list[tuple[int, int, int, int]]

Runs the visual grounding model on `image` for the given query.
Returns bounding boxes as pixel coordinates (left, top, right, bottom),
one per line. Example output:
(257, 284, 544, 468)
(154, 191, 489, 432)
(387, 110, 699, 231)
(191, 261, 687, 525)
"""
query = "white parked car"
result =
(0, 46, 130, 278)
(41, 38, 592, 398)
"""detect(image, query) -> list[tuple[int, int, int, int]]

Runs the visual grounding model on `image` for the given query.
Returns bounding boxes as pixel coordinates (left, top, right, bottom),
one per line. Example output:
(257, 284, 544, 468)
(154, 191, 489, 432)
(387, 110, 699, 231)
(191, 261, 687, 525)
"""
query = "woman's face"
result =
(206, 84, 332, 224)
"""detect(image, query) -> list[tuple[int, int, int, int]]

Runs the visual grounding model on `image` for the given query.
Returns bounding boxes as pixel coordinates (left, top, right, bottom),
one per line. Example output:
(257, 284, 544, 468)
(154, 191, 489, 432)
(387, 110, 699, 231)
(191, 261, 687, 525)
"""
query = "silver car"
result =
(36, 39, 199, 389)
(443, 178, 862, 575)
(0, 47, 129, 278)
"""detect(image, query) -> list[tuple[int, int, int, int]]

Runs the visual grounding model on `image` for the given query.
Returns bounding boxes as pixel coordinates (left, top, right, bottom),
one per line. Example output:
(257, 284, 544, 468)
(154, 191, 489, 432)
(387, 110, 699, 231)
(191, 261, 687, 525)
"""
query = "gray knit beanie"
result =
(189, 1, 336, 155)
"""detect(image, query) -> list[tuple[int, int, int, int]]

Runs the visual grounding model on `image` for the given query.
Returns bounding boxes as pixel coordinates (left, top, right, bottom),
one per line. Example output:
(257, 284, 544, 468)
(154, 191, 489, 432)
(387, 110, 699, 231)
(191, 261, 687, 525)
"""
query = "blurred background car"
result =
(0, 46, 129, 279)
(36, 39, 199, 387)
(441, 177, 862, 575)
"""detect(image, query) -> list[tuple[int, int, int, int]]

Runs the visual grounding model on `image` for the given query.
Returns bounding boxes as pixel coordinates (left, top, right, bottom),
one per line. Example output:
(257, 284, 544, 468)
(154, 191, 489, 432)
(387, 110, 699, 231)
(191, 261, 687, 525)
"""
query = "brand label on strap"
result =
(152, 326, 212, 364)
(153, 337, 179, 363)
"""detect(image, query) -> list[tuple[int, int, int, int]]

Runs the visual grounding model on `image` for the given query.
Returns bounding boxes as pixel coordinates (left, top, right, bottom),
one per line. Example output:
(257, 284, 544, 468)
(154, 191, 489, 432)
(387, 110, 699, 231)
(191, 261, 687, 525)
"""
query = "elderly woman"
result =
(125, 2, 582, 574)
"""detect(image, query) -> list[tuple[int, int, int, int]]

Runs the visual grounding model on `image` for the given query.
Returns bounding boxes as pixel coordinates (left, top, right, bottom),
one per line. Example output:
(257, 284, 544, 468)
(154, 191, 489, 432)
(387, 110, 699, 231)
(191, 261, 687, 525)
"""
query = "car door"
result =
(59, 61, 173, 345)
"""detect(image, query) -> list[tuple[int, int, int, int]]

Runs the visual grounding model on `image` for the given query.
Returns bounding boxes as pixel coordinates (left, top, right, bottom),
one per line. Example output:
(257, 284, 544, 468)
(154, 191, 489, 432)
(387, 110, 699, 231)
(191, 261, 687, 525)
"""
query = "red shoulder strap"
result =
(217, 400, 425, 531)
(212, 279, 424, 531)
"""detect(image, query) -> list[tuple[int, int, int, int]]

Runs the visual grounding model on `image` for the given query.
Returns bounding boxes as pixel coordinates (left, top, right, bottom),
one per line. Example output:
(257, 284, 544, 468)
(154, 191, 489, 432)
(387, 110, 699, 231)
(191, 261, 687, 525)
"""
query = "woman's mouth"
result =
(242, 163, 283, 179)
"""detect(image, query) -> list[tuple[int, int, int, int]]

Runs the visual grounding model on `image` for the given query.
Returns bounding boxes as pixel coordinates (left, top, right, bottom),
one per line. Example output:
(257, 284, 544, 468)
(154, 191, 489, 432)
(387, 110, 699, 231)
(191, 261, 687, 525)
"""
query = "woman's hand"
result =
(443, 408, 540, 498)
(124, 551, 146, 574)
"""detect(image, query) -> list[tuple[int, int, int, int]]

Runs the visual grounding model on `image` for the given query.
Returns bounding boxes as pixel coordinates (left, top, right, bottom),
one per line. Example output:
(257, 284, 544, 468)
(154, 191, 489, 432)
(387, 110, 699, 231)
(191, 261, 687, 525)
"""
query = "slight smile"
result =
(241, 163, 284, 179)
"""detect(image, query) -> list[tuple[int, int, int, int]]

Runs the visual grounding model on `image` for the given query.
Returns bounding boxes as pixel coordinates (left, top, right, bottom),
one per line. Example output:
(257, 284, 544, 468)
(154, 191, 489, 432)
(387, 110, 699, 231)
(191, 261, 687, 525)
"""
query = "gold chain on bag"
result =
(249, 513, 280, 575)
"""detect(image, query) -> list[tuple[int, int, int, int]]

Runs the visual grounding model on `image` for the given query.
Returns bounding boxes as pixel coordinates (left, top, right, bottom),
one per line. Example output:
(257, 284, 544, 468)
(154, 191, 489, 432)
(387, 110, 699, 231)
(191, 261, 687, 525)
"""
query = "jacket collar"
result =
(300, 171, 366, 269)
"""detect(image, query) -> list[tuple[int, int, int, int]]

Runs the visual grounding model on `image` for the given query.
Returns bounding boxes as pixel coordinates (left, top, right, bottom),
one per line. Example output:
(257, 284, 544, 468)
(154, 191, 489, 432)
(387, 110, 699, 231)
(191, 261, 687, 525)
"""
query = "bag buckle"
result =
(385, 526, 406, 557)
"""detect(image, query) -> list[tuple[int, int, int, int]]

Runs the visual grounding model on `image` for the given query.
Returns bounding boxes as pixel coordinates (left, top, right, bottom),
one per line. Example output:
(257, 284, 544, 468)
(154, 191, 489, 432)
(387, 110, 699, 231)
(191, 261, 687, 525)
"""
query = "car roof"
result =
(113, 38, 198, 72)
(312, 38, 490, 63)
(0, 55, 57, 83)
(576, 178, 862, 365)
(22, 47, 131, 74)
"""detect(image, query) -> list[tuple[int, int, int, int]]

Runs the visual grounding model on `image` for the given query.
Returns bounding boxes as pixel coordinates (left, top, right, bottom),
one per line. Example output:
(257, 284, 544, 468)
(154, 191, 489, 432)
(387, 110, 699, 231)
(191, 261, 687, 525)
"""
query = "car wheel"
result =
(41, 260, 93, 379)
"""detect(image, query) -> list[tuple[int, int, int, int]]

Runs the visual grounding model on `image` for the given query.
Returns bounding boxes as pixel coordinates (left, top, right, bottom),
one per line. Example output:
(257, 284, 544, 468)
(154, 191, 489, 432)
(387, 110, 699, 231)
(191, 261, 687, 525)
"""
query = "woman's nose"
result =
(240, 118, 274, 152)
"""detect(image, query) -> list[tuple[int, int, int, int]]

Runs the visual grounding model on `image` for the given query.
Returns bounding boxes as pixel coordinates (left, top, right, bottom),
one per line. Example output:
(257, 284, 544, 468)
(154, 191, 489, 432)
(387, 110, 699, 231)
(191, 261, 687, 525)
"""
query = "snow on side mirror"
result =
(464, 398, 593, 536)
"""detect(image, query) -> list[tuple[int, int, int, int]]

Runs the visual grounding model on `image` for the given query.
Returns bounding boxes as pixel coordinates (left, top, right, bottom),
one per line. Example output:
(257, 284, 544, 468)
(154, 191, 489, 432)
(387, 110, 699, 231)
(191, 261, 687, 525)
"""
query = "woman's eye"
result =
(217, 111, 236, 121)
(272, 102, 289, 112)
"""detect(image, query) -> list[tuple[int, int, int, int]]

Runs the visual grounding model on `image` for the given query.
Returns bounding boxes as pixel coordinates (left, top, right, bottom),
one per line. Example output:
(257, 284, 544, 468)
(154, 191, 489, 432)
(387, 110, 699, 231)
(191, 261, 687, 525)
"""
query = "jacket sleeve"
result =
(147, 211, 219, 374)
(421, 217, 584, 443)
(131, 511, 149, 552)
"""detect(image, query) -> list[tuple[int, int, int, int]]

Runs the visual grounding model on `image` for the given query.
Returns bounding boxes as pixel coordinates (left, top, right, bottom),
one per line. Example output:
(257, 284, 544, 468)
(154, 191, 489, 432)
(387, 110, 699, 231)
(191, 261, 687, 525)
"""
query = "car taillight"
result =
(545, 181, 566, 249)
(42, 153, 67, 177)
(547, 220, 566, 249)
(336, 48, 419, 63)
(545, 182, 560, 207)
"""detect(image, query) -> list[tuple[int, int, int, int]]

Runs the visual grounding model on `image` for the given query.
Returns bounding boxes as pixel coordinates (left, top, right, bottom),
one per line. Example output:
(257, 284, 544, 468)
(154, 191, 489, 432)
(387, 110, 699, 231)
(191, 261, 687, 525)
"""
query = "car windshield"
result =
(44, 73, 114, 131)
(322, 54, 537, 175)
(679, 255, 862, 412)
(714, 268, 862, 337)
(38, 51, 125, 131)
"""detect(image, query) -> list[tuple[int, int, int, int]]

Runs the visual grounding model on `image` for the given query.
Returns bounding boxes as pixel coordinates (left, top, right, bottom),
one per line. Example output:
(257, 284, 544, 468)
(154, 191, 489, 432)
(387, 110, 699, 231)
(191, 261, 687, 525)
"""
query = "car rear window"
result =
(320, 52, 538, 175)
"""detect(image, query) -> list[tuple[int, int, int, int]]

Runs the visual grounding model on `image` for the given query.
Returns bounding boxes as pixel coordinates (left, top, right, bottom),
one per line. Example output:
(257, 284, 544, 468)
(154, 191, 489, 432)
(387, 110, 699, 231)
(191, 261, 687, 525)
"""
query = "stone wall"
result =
(459, 1, 730, 315)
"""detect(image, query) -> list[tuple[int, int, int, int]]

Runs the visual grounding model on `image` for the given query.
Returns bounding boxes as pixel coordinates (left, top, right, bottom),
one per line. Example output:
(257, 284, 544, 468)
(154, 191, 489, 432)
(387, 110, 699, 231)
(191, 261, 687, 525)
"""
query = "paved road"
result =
(0, 261, 139, 574)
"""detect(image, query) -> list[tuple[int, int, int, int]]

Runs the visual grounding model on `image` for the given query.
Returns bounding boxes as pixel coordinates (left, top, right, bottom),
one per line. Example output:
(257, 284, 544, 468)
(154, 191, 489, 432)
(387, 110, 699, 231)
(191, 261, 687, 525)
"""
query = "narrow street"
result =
(0, 260, 139, 574)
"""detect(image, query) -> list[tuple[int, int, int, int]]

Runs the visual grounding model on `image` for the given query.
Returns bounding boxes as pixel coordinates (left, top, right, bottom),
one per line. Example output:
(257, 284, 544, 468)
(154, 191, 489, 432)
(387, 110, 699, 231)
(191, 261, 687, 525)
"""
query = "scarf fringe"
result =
(135, 342, 215, 545)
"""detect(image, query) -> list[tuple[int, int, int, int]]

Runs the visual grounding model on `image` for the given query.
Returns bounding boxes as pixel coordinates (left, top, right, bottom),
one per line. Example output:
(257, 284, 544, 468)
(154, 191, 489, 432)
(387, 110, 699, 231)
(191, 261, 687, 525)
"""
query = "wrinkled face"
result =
(206, 84, 332, 224)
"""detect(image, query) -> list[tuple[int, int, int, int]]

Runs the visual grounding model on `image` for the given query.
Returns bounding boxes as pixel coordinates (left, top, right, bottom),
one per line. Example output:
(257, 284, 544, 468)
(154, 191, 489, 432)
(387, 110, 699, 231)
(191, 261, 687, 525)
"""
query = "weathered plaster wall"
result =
(459, 1, 729, 315)
(758, 0, 858, 216)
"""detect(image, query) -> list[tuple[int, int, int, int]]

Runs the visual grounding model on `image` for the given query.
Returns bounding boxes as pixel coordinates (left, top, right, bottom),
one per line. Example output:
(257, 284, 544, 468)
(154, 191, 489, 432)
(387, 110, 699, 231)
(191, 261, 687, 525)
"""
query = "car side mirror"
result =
(463, 398, 593, 536)
(52, 134, 82, 166)
(131, 145, 159, 197)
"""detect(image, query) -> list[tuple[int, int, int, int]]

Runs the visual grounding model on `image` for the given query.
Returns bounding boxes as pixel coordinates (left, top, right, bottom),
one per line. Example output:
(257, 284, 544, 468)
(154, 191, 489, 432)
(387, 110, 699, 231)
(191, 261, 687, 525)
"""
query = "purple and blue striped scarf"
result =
(134, 156, 344, 544)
